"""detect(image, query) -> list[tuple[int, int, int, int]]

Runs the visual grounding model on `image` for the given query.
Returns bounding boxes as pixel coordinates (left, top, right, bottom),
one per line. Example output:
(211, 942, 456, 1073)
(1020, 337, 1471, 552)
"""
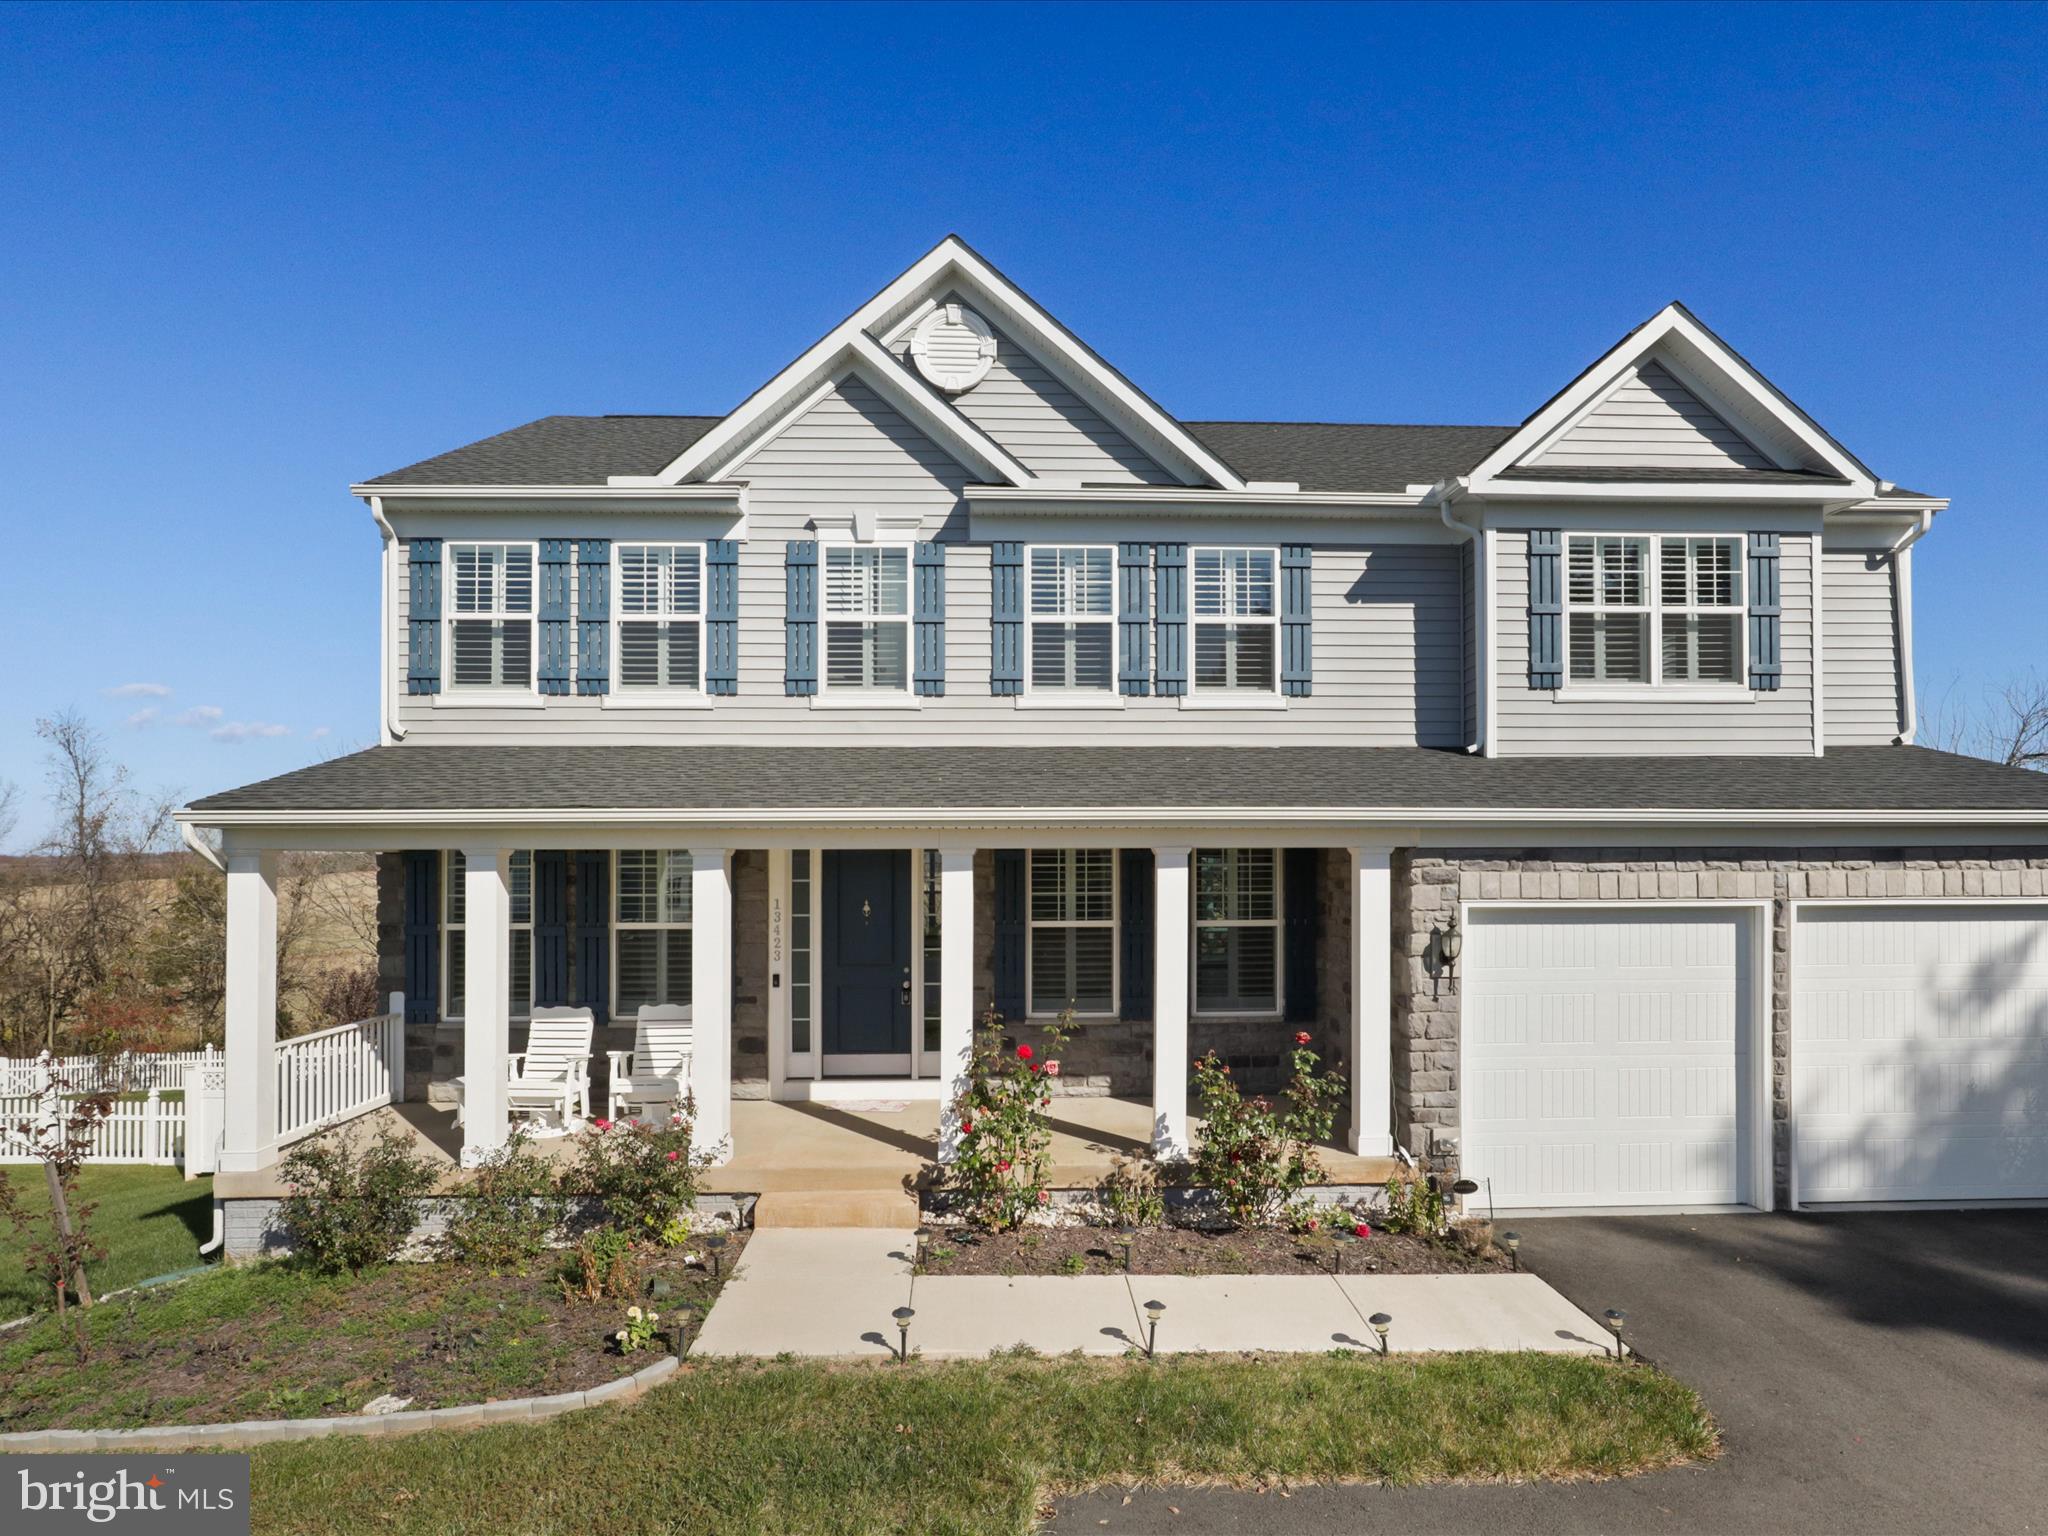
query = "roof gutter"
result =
(366, 495, 405, 743)
(1888, 508, 1936, 745)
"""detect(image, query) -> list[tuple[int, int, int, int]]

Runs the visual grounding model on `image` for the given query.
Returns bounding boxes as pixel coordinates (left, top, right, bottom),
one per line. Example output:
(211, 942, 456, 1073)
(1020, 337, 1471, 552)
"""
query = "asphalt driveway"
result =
(1050, 1209, 2048, 1534)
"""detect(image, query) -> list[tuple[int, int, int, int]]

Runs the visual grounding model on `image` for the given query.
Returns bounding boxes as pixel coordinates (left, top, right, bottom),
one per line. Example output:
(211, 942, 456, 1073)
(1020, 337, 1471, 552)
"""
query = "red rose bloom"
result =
(1017, 1044, 1034, 1061)
(1043, 1061, 1061, 1078)
(1354, 1222, 1370, 1238)
(1294, 1031, 1311, 1046)
(997, 1159, 1012, 1173)
(961, 1120, 974, 1135)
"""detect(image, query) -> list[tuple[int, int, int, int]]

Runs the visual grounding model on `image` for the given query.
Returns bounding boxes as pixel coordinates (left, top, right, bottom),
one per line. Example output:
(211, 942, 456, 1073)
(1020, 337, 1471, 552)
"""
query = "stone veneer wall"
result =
(1395, 845, 2048, 1204)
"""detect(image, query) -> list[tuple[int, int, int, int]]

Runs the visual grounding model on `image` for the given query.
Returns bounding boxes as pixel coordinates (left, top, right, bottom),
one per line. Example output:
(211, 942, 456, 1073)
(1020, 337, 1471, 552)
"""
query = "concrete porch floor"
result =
(212, 1095, 1396, 1199)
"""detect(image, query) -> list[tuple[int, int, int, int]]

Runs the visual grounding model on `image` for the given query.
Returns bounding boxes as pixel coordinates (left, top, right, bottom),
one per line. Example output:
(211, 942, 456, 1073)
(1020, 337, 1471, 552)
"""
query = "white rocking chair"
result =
(607, 1005, 694, 1122)
(505, 1007, 594, 1129)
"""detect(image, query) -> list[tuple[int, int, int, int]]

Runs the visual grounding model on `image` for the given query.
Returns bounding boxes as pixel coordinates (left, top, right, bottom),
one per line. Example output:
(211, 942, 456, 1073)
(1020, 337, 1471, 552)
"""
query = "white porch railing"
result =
(0, 1086, 187, 1167)
(274, 1012, 404, 1148)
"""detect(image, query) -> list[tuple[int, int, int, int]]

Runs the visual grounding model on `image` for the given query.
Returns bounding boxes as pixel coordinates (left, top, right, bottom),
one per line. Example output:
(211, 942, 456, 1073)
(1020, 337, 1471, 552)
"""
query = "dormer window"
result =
(1192, 546, 1278, 695)
(1566, 534, 1743, 687)
(447, 543, 536, 691)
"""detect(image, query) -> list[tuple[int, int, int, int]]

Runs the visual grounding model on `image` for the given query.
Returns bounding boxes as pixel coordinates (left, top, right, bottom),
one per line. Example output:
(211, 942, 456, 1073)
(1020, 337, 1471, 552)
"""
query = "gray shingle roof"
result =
(362, 416, 720, 487)
(187, 745, 2048, 818)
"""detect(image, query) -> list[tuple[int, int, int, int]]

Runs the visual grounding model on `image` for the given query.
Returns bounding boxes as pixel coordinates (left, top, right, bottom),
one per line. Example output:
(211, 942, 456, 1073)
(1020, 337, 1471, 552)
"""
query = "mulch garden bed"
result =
(918, 1223, 1507, 1278)
(0, 1230, 747, 1433)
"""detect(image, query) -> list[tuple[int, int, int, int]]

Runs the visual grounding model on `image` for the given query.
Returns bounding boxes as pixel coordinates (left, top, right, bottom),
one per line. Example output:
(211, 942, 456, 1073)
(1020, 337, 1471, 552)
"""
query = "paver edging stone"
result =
(0, 1354, 679, 1451)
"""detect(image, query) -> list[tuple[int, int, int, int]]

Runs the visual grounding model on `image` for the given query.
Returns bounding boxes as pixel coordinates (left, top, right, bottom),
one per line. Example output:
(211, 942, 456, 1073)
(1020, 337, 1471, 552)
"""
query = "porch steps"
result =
(750, 1189, 920, 1229)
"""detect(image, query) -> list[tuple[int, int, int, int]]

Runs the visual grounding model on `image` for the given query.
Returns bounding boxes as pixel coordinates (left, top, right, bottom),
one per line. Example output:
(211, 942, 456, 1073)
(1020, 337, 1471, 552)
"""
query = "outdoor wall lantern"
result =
(1435, 914, 1464, 978)
(1368, 1312, 1393, 1354)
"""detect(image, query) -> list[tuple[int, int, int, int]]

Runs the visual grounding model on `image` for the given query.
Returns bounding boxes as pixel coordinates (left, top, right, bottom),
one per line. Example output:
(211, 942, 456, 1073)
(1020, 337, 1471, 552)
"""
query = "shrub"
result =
(1379, 1165, 1448, 1237)
(943, 1008, 1075, 1231)
(276, 1128, 437, 1273)
(439, 1130, 565, 1270)
(1188, 1033, 1346, 1228)
(1092, 1153, 1167, 1228)
(562, 1227, 645, 1303)
(565, 1109, 711, 1239)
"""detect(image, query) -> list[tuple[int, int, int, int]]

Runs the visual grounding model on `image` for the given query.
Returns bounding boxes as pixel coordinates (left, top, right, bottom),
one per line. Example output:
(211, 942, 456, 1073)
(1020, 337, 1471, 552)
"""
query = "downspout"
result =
(1432, 478, 1485, 754)
(1885, 507, 1934, 744)
(368, 495, 406, 742)
(179, 819, 226, 873)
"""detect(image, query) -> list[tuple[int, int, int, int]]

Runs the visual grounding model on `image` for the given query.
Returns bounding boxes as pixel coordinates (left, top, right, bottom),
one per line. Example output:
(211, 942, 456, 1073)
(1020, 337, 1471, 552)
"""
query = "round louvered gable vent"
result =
(908, 303, 997, 393)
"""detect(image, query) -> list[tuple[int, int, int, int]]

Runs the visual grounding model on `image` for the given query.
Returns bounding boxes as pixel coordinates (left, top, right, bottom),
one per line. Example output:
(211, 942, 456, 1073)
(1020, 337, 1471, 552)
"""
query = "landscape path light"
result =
(1115, 1225, 1137, 1272)
(705, 1229, 729, 1278)
(1501, 1230, 1521, 1271)
(892, 1306, 916, 1362)
(1603, 1308, 1628, 1360)
(1143, 1299, 1165, 1359)
(1368, 1313, 1392, 1355)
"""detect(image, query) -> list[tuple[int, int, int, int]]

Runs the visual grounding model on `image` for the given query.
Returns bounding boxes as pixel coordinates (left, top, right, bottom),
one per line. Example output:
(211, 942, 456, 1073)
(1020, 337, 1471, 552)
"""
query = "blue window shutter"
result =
(1748, 532, 1783, 691)
(1154, 542, 1187, 696)
(1527, 529, 1563, 690)
(914, 541, 946, 697)
(1280, 543, 1313, 697)
(1119, 848, 1154, 1021)
(706, 539, 739, 695)
(993, 849, 1026, 1019)
(401, 850, 439, 1023)
(537, 539, 573, 695)
(1117, 543, 1151, 696)
(1284, 849, 1320, 1024)
(406, 539, 441, 696)
(990, 542, 1023, 695)
(573, 850, 610, 1025)
(575, 540, 610, 695)
(784, 541, 818, 696)
(533, 851, 568, 1007)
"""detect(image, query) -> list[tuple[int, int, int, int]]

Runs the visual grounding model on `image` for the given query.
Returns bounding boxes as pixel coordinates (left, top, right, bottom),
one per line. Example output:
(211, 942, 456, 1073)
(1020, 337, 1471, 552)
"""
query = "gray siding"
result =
(892, 305, 1173, 484)
(397, 378, 1465, 748)
(1493, 528, 1816, 755)
(1532, 360, 1773, 470)
(1822, 545, 1903, 746)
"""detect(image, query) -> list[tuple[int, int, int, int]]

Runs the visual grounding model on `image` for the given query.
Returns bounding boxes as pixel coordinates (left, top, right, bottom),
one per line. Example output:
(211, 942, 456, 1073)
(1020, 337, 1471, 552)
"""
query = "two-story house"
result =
(180, 236, 2048, 1233)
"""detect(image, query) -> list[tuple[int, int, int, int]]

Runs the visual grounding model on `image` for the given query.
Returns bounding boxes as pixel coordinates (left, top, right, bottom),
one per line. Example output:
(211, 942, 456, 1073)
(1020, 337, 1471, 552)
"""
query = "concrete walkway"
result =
(691, 1229, 1614, 1360)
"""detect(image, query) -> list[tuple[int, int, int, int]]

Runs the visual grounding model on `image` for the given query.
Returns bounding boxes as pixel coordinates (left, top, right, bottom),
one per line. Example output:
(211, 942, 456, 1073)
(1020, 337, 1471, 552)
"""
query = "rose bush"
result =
(941, 1008, 1074, 1230)
(1189, 1032, 1346, 1228)
(564, 1108, 713, 1239)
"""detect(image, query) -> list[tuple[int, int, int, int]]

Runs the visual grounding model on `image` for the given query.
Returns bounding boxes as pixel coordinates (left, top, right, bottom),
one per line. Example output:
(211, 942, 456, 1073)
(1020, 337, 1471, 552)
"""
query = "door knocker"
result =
(861, 897, 873, 923)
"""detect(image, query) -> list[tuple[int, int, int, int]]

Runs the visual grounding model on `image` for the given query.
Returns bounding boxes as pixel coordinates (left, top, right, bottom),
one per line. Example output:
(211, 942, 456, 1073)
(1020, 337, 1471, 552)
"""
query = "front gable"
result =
(1527, 357, 1774, 471)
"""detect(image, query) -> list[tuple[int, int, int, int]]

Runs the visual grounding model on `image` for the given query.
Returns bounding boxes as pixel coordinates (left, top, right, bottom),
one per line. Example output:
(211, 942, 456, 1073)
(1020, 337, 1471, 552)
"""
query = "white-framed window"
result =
(1027, 849, 1118, 1017)
(1565, 534, 1744, 686)
(446, 543, 537, 691)
(443, 850, 532, 1019)
(615, 543, 704, 692)
(615, 850, 692, 1016)
(1192, 547, 1278, 694)
(1027, 545, 1115, 692)
(1193, 848, 1281, 1016)
(823, 544, 911, 692)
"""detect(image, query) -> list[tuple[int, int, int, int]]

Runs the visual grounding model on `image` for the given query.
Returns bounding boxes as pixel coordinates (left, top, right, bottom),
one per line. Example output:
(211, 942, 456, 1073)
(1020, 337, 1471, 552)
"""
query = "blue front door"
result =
(822, 850, 913, 1068)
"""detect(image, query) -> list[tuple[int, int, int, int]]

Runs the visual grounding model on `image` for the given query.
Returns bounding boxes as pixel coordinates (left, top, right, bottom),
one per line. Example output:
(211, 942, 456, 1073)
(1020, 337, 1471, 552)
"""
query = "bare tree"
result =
(1922, 672, 2048, 771)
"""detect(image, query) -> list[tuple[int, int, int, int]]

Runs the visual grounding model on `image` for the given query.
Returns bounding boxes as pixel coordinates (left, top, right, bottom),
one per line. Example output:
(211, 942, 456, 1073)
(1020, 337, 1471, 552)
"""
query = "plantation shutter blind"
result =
(784, 540, 818, 695)
(1280, 543, 1313, 696)
(1527, 528, 1563, 689)
(914, 541, 946, 696)
(990, 542, 1023, 695)
(406, 539, 441, 695)
(1117, 542, 1151, 697)
(1747, 533, 1782, 691)
(575, 540, 610, 695)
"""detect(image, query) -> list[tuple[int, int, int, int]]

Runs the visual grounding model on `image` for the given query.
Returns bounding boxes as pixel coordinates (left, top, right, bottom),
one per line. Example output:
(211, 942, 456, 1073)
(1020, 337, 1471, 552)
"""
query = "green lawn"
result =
(249, 1353, 1716, 1535)
(0, 1166, 213, 1317)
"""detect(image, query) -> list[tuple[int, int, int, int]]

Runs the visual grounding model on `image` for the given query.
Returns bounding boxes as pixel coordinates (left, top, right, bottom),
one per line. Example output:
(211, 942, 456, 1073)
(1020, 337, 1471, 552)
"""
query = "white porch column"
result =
(1349, 845, 1395, 1156)
(936, 847, 977, 1161)
(690, 848, 733, 1163)
(1151, 846, 1192, 1158)
(459, 846, 513, 1167)
(219, 849, 279, 1173)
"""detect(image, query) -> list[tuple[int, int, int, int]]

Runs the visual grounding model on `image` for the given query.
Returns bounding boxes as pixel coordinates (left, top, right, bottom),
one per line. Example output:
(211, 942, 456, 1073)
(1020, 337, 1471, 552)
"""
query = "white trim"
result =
(1481, 524, 1498, 757)
(1895, 540, 1919, 743)
(1458, 898, 1775, 1214)
(967, 486, 1426, 514)
(1013, 695, 1125, 712)
(1560, 532, 1748, 692)
(1811, 532, 1826, 756)
(1177, 695, 1289, 712)
(779, 1075, 947, 1104)
(369, 496, 404, 745)
(1024, 848, 1120, 1020)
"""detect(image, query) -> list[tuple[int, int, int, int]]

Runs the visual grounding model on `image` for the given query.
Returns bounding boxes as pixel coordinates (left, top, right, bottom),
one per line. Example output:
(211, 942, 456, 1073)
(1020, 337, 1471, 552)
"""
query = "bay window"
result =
(1028, 849, 1117, 1017)
(1027, 545, 1115, 692)
(447, 543, 536, 691)
(615, 850, 693, 1015)
(823, 544, 911, 691)
(1193, 848, 1280, 1015)
(615, 544, 704, 692)
(1192, 547, 1277, 694)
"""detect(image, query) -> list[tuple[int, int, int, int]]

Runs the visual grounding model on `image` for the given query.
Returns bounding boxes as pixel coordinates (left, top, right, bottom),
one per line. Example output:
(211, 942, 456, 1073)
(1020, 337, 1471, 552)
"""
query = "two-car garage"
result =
(1458, 902, 2048, 1212)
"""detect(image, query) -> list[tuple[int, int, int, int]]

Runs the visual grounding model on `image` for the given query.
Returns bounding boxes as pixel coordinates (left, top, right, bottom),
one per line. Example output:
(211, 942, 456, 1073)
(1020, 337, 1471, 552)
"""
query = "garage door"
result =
(1463, 908, 1756, 1210)
(1793, 904, 2048, 1204)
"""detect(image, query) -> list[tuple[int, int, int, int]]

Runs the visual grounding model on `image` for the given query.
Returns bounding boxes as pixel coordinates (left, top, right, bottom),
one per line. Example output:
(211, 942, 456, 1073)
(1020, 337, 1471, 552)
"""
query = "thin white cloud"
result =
(211, 721, 291, 743)
(309, 725, 332, 739)
(126, 706, 161, 729)
(173, 705, 224, 727)
(105, 682, 172, 699)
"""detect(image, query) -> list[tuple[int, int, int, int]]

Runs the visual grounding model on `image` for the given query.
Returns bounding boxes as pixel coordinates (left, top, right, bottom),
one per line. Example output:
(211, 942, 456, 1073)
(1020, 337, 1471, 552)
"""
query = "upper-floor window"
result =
(1028, 848, 1117, 1016)
(444, 849, 532, 1019)
(616, 544, 704, 692)
(1193, 547, 1277, 694)
(1193, 848, 1280, 1015)
(448, 543, 535, 691)
(616, 849, 692, 1016)
(824, 544, 910, 691)
(1566, 534, 1742, 686)
(1028, 545, 1115, 692)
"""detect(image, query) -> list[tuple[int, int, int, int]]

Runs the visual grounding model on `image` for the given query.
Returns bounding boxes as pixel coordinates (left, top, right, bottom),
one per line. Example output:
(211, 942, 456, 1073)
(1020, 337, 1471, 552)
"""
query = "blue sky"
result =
(2, 1, 2043, 840)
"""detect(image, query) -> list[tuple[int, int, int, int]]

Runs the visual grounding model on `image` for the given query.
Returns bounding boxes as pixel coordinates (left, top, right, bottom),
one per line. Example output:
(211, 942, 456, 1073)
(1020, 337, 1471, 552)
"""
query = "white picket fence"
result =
(0, 1087, 188, 1166)
(0, 1049, 213, 1097)
(274, 1012, 405, 1147)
